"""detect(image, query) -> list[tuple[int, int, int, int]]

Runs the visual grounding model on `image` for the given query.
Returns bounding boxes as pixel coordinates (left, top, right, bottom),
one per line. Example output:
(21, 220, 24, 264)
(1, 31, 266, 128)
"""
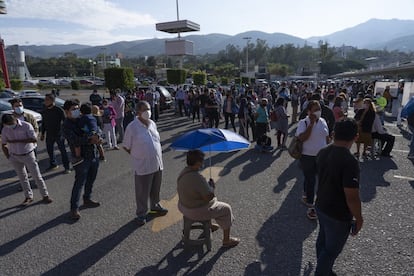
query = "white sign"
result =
(402, 82, 414, 106)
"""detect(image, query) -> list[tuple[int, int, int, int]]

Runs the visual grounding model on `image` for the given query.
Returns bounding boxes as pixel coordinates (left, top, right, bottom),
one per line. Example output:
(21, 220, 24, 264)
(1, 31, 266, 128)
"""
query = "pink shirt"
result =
(1, 119, 36, 155)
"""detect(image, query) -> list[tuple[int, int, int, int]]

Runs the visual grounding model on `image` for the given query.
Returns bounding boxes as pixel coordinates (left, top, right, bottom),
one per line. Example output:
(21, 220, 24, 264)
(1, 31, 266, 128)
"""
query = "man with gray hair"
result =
(123, 100, 168, 226)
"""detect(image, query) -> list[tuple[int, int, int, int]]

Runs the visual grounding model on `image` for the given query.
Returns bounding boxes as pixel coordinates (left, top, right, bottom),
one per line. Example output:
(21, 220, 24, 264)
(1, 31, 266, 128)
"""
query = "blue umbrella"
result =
(170, 128, 250, 177)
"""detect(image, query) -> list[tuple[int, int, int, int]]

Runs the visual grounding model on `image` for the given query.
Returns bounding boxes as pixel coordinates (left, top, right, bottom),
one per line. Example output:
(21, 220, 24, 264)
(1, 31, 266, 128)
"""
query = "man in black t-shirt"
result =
(315, 118, 363, 276)
(205, 91, 219, 128)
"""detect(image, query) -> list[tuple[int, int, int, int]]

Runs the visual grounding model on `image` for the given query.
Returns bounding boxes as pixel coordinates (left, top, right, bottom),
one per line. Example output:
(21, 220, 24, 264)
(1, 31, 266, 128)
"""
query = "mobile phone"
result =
(350, 220, 357, 235)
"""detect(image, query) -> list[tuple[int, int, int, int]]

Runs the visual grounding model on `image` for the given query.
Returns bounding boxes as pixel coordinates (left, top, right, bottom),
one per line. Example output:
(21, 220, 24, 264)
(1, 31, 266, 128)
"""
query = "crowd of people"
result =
(1, 79, 414, 273)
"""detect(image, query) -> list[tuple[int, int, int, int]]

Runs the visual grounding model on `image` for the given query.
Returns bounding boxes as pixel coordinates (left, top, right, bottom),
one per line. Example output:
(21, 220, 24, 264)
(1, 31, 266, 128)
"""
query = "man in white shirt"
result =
(123, 100, 168, 226)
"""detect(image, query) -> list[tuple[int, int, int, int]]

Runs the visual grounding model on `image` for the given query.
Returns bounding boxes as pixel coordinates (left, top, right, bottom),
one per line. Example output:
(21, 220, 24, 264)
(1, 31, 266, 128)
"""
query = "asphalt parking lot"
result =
(0, 89, 413, 275)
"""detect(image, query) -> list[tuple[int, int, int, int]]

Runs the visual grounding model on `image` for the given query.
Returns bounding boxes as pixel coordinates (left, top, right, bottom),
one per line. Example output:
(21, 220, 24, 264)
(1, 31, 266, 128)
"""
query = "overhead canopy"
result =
(156, 20, 200, 34)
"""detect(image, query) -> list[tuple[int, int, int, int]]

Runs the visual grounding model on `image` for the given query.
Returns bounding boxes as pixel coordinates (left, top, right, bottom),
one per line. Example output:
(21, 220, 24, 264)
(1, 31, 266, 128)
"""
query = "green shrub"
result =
(192, 71, 207, 86)
(71, 80, 80, 90)
(221, 77, 229, 86)
(167, 69, 187, 85)
(10, 79, 23, 91)
(104, 67, 134, 91)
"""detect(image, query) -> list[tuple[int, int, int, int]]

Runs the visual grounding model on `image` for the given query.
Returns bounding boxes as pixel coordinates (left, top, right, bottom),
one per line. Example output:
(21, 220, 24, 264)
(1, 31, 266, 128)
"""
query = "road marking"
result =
(392, 149, 409, 153)
(151, 166, 223, 232)
(0, 176, 19, 184)
(393, 175, 414, 181)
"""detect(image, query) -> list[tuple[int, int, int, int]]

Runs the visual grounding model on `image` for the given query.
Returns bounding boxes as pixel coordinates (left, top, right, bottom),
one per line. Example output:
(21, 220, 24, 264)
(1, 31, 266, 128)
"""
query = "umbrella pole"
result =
(209, 145, 212, 179)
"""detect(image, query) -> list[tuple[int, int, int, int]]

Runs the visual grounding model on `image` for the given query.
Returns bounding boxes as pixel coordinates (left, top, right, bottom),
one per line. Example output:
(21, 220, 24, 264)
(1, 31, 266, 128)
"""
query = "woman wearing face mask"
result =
(101, 99, 119, 150)
(354, 98, 376, 158)
(295, 100, 330, 220)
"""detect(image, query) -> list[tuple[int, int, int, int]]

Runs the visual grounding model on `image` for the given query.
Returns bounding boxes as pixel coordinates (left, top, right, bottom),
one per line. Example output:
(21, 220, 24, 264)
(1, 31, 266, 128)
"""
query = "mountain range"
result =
(15, 18, 414, 59)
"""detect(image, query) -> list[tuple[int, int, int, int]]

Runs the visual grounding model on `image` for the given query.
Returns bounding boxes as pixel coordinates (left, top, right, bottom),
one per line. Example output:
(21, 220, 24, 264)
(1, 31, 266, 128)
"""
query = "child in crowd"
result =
(72, 103, 104, 166)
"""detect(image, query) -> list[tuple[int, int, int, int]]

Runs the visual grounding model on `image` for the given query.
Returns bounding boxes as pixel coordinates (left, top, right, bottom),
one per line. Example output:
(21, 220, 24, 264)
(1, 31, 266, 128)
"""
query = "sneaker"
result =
(63, 169, 72, 174)
(150, 204, 168, 215)
(72, 157, 84, 167)
(136, 216, 146, 226)
(307, 208, 318, 220)
(70, 209, 81, 220)
(83, 199, 101, 208)
(99, 156, 107, 162)
(42, 196, 53, 204)
(46, 165, 59, 171)
(21, 197, 34, 206)
(113, 146, 120, 150)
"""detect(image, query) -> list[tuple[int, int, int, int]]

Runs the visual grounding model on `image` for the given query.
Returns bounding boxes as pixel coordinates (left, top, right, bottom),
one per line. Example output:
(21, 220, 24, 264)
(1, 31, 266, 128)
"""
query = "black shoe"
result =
(150, 204, 168, 215)
(46, 165, 59, 171)
(70, 209, 81, 220)
(83, 199, 101, 208)
(136, 216, 146, 226)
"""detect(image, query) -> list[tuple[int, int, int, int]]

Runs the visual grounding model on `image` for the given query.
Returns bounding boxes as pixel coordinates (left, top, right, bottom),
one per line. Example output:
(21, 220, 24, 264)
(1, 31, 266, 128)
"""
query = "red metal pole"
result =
(0, 37, 10, 88)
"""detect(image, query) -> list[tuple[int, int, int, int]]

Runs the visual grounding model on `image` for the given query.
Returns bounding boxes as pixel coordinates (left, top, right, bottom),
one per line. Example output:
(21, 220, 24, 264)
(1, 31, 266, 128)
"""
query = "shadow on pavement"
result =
(42, 219, 139, 276)
(0, 213, 76, 257)
(136, 241, 226, 275)
(359, 157, 398, 202)
(245, 179, 317, 275)
(273, 159, 301, 193)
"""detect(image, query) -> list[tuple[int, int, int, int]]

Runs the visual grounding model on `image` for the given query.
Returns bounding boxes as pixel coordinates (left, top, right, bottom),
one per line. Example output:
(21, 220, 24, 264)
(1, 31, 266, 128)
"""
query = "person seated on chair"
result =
(371, 111, 395, 158)
(177, 150, 240, 248)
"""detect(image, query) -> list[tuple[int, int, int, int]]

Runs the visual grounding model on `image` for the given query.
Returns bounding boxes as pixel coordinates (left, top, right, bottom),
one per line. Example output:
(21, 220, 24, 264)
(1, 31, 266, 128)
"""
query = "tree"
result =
(167, 69, 187, 85)
(104, 67, 134, 91)
(192, 71, 207, 86)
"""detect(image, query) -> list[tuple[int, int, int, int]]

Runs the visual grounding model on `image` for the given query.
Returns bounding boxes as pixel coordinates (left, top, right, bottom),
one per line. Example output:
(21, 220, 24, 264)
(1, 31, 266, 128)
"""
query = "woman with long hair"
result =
(354, 98, 376, 158)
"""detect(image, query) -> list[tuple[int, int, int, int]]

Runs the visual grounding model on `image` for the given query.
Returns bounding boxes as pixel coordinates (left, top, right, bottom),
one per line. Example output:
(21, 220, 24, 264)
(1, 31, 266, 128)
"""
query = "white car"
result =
(0, 99, 42, 131)
(20, 90, 41, 97)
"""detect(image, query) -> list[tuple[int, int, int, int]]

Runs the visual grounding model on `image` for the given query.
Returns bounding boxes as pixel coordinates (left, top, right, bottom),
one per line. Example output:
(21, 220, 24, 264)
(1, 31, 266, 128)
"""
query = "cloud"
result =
(6, 0, 157, 31)
(3, 27, 152, 46)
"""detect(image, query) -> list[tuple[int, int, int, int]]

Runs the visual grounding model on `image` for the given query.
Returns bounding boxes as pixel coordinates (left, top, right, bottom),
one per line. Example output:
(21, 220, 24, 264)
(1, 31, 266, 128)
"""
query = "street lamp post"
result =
(89, 59, 96, 80)
(101, 47, 107, 69)
(243, 37, 251, 75)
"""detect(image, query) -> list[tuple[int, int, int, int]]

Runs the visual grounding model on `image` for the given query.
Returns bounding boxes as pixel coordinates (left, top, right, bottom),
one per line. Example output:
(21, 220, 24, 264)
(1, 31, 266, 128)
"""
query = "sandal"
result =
(222, 237, 240, 248)
(211, 223, 220, 232)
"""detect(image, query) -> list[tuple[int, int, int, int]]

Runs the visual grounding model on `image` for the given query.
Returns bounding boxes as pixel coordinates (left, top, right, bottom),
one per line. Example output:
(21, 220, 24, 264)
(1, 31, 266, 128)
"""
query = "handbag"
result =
(288, 136, 303, 159)
(270, 110, 278, 122)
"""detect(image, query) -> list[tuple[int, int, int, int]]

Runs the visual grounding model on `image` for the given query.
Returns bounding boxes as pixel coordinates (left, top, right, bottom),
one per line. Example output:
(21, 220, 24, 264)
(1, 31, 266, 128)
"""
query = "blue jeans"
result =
(299, 155, 317, 205)
(46, 135, 70, 169)
(409, 125, 414, 156)
(315, 208, 352, 276)
(70, 157, 99, 211)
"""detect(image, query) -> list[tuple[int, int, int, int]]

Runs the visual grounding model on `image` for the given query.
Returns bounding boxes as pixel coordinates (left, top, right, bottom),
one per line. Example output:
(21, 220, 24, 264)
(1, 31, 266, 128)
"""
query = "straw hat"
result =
(91, 105, 102, 116)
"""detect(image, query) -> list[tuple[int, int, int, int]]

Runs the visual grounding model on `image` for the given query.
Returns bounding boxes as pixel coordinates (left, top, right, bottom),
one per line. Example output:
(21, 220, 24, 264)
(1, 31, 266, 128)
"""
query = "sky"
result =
(1, 0, 414, 46)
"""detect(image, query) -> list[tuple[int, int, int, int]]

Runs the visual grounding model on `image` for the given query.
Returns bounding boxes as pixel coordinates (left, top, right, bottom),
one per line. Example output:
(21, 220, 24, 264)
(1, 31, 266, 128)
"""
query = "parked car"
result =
(79, 79, 94, 86)
(20, 90, 41, 97)
(138, 85, 173, 110)
(0, 88, 19, 99)
(58, 79, 72, 86)
(0, 99, 42, 132)
(19, 95, 65, 114)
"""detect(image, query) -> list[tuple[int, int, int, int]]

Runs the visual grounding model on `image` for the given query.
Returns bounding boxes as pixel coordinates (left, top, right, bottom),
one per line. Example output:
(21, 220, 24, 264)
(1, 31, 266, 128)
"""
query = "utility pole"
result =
(243, 37, 251, 75)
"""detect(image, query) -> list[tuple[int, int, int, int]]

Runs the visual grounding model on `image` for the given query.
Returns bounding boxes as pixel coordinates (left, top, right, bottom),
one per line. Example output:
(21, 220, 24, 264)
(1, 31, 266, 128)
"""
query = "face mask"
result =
(141, 110, 151, 120)
(71, 109, 81, 118)
(14, 106, 24, 114)
(313, 111, 322, 119)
